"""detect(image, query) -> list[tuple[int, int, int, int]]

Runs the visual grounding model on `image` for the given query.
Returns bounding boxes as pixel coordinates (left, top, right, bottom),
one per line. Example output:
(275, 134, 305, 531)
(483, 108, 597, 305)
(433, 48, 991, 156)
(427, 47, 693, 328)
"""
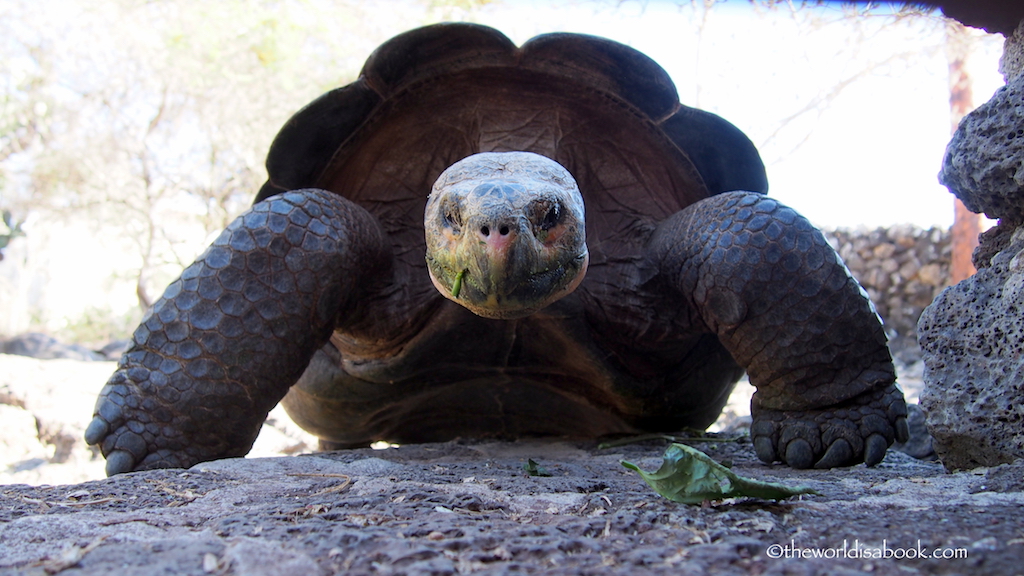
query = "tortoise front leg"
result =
(651, 191, 909, 468)
(85, 189, 391, 475)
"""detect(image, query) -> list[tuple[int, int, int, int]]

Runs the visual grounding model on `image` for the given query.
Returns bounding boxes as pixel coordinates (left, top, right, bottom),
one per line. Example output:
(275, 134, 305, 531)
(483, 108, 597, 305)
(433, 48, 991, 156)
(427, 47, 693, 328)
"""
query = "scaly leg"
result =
(85, 189, 391, 475)
(651, 191, 908, 468)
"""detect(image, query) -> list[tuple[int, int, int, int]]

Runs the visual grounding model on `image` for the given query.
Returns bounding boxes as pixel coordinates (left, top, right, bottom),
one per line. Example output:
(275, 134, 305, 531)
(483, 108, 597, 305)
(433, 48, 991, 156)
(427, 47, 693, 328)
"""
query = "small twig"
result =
(145, 479, 199, 504)
(19, 496, 51, 511)
(313, 479, 352, 496)
(99, 516, 168, 527)
(676, 435, 742, 443)
(286, 473, 352, 496)
(59, 497, 123, 508)
(34, 535, 108, 574)
(598, 433, 674, 448)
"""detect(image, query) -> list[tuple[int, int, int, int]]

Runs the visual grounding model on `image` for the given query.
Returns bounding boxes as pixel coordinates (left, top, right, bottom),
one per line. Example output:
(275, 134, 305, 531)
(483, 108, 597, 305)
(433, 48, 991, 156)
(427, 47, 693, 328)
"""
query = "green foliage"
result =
(622, 443, 818, 505)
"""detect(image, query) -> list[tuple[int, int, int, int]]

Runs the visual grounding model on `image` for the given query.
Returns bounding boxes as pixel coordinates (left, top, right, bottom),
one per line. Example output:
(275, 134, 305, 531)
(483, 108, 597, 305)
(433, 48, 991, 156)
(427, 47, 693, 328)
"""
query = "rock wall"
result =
(824, 225, 952, 364)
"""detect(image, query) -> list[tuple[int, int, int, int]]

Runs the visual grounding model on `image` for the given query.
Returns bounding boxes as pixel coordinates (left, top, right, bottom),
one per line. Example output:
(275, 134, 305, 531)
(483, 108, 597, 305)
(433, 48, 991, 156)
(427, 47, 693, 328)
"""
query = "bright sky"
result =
(462, 0, 1006, 228)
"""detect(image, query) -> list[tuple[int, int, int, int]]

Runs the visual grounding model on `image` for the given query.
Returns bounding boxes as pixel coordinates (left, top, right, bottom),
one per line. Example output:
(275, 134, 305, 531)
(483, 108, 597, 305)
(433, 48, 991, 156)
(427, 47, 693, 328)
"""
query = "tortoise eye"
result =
(540, 203, 561, 230)
(441, 200, 463, 231)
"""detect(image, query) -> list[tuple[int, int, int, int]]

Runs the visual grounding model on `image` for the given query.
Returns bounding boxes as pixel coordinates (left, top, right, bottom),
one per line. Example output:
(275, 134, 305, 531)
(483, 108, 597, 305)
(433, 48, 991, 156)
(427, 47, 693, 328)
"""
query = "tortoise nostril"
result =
(480, 224, 512, 237)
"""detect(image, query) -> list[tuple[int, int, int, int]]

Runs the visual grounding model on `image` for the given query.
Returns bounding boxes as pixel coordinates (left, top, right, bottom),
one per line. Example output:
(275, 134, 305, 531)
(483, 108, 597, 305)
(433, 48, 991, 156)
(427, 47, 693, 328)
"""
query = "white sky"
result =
(463, 0, 1007, 228)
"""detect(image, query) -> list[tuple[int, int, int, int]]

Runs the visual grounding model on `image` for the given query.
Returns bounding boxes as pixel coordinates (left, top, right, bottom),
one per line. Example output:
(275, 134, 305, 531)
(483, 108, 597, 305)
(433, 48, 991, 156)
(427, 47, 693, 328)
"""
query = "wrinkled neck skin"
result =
(424, 152, 589, 320)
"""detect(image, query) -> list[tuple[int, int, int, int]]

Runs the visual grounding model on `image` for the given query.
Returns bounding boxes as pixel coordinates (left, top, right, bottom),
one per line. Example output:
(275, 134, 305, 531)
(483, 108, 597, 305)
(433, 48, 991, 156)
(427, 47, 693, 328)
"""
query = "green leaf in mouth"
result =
(451, 268, 466, 299)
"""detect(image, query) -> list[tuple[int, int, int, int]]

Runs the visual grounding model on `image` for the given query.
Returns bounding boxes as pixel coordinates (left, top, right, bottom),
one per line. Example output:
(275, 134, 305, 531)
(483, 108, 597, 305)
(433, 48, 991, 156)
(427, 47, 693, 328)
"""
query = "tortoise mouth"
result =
(427, 250, 588, 319)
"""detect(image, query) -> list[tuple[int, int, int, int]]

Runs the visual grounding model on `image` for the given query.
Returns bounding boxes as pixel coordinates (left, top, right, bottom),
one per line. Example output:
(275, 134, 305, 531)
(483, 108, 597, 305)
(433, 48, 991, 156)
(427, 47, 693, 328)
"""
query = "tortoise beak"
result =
(466, 212, 526, 290)
(426, 208, 588, 320)
(461, 214, 530, 308)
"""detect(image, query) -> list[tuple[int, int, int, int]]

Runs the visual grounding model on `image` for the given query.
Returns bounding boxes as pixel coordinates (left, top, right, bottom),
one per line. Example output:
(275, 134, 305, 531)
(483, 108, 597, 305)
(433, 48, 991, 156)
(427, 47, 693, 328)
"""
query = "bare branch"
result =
(758, 47, 941, 160)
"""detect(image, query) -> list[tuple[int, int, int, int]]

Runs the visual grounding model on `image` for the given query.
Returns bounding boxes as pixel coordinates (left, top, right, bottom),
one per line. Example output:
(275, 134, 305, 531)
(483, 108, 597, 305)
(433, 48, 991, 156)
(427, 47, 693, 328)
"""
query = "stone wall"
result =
(823, 225, 952, 364)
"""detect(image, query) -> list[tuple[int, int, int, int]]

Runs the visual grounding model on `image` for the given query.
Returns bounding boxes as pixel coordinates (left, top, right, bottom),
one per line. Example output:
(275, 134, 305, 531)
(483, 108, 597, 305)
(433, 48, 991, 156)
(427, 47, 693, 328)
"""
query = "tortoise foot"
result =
(750, 385, 909, 469)
(85, 367, 240, 476)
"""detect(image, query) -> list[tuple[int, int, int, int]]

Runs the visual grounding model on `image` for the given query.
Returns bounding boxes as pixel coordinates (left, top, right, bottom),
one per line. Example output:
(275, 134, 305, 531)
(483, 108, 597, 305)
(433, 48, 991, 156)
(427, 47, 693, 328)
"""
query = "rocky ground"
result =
(2, 353, 1020, 575)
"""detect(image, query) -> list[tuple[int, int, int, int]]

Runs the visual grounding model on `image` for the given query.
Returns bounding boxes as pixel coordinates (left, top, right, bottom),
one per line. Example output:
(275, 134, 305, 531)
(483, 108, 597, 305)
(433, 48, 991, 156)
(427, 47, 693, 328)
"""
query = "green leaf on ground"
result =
(621, 443, 818, 505)
(523, 458, 552, 477)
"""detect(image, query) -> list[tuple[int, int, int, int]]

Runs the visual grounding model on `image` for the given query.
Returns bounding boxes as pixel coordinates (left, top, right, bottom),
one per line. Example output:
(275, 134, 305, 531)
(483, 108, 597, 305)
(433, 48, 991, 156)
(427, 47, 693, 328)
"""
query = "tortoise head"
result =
(424, 152, 589, 319)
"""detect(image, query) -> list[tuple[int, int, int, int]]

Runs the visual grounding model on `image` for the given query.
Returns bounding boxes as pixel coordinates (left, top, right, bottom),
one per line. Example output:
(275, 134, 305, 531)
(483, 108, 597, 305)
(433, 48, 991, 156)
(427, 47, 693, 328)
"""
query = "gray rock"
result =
(918, 227, 1024, 470)
(939, 73, 1024, 221)
(891, 403, 936, 461)
(923, 53, 1024, 471)
(918, 263, 943, 287)
(1000, 19, 1024, 83)
(97, 339, 130, 361)
(969, 460, 1024, 493)
(2, 332, 103, 361)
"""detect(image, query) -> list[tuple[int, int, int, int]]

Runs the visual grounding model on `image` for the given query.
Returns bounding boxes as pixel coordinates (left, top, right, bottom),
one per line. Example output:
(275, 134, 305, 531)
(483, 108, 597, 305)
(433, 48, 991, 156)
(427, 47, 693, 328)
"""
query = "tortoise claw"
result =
(895, 415, 910, 444)
(105, 450, 137, 476)
(111, 428, 148, 462)
(753, 434, 777, 464)
(84, 417, 110, 446)
(864, 433, 889, 467)
(814, 438, 853, 469)
(784, 439, 815, 469)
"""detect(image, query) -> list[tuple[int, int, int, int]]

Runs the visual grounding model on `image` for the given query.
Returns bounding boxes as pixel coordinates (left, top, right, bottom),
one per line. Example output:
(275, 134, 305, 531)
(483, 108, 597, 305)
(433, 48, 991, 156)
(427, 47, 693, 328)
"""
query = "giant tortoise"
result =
(85, 23, 909, 475)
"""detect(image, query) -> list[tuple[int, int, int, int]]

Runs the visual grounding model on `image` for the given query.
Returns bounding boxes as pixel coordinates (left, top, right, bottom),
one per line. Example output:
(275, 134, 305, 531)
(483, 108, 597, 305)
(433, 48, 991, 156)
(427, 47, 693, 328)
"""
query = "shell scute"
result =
(360, 22, 518, 97)
(518, 32, 680, 123)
